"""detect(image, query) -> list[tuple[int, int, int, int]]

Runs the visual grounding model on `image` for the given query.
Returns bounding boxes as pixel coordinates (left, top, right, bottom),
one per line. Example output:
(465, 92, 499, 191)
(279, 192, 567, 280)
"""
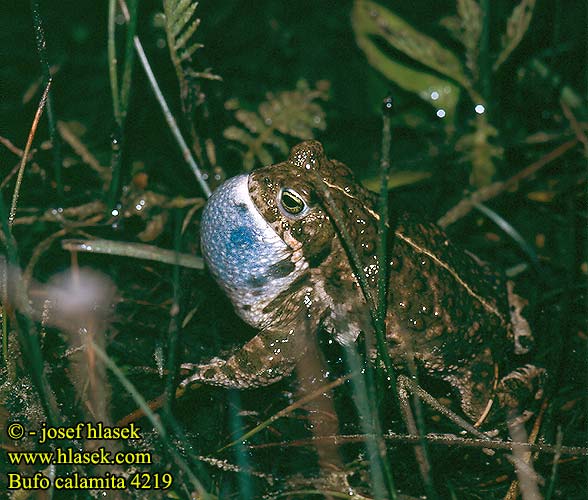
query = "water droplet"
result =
(475, 104, 486, 114)
(111, 209, 119, 216)
(430, 91, 440, 100)
(436, 109, 446, 118)
(382, 95, 394, 114)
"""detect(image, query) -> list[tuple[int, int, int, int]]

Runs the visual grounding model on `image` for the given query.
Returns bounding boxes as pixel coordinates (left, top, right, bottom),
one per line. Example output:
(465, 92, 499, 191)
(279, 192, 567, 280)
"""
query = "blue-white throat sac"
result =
(200, 174, 306, 329)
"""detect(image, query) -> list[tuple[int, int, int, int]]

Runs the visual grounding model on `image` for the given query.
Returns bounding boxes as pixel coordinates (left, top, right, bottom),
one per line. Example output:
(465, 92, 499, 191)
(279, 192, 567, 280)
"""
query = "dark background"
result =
(1, 1, 587, 498)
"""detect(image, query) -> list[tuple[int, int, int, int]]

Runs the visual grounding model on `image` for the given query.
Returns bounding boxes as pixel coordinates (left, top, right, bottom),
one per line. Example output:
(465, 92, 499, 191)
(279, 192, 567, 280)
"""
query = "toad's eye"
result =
(278, 188, 308, 217)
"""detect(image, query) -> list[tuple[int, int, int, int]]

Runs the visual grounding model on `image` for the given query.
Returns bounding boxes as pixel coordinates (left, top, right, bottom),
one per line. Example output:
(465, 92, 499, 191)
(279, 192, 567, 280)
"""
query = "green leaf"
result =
(456, 0, 482, 78)
(353, 30, 461, 119)
(494, 0, 536, 71)
(353, 0, 470, 89)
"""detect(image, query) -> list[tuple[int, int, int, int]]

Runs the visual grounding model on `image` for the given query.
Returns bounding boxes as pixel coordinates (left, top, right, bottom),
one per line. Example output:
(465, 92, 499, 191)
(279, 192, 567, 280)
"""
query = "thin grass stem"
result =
(374, 97, 399, 499)
(120, 0, 138, 121)
(248, 432, 588, 456)
(311, 153, 399, 497)
(437, 138, 578, 228)
(545, 427, 563, 500)
(344, 344, 395, 500)
(164, 209, 182, 411)
(228, 390, 254, 499)
(474, 202, 540, 270)
(116, 0, 212, 198)
(0, 190, 61, 427)
(217, 375, 351, 453)
(1, 302, 7, 366)
(61, 238, 204, 269)
(107, 0, 138, 210)
(376, 98, 396, 388)
(30, 0, 62, 196)
(107, 0, 122, 213)
(91, 340, 213, 499)
(9, 80, 51, 226)
(479, 0, 491, 105)
(133, 37, 212, 198)
(108, 0, 121, 125)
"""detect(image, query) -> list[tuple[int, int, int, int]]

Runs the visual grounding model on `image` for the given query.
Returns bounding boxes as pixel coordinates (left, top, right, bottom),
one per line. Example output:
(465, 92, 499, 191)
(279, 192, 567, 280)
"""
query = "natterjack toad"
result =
(181, 141, 543, 425)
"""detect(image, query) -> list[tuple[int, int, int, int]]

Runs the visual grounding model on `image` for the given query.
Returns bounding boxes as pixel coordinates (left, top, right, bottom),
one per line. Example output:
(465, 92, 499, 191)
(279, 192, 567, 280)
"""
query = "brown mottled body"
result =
(183, 141, 541, 424)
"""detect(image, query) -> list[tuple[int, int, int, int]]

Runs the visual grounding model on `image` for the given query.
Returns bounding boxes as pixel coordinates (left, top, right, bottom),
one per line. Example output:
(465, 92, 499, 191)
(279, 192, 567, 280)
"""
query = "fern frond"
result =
(235, 110, 266, 134)
(175, 18, 200, 51)
(161, 0, 220, 126)
(187, 69, 222, 81)
(165, 0, 196, 32)
(162, 0, 208, 82)
(223, 81, 330, 170)
(180, 42, 204, 61)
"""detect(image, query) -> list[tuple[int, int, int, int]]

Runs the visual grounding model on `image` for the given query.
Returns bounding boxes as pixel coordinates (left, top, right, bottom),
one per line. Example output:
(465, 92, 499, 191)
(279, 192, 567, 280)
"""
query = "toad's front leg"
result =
(180, 327, 307, 389)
